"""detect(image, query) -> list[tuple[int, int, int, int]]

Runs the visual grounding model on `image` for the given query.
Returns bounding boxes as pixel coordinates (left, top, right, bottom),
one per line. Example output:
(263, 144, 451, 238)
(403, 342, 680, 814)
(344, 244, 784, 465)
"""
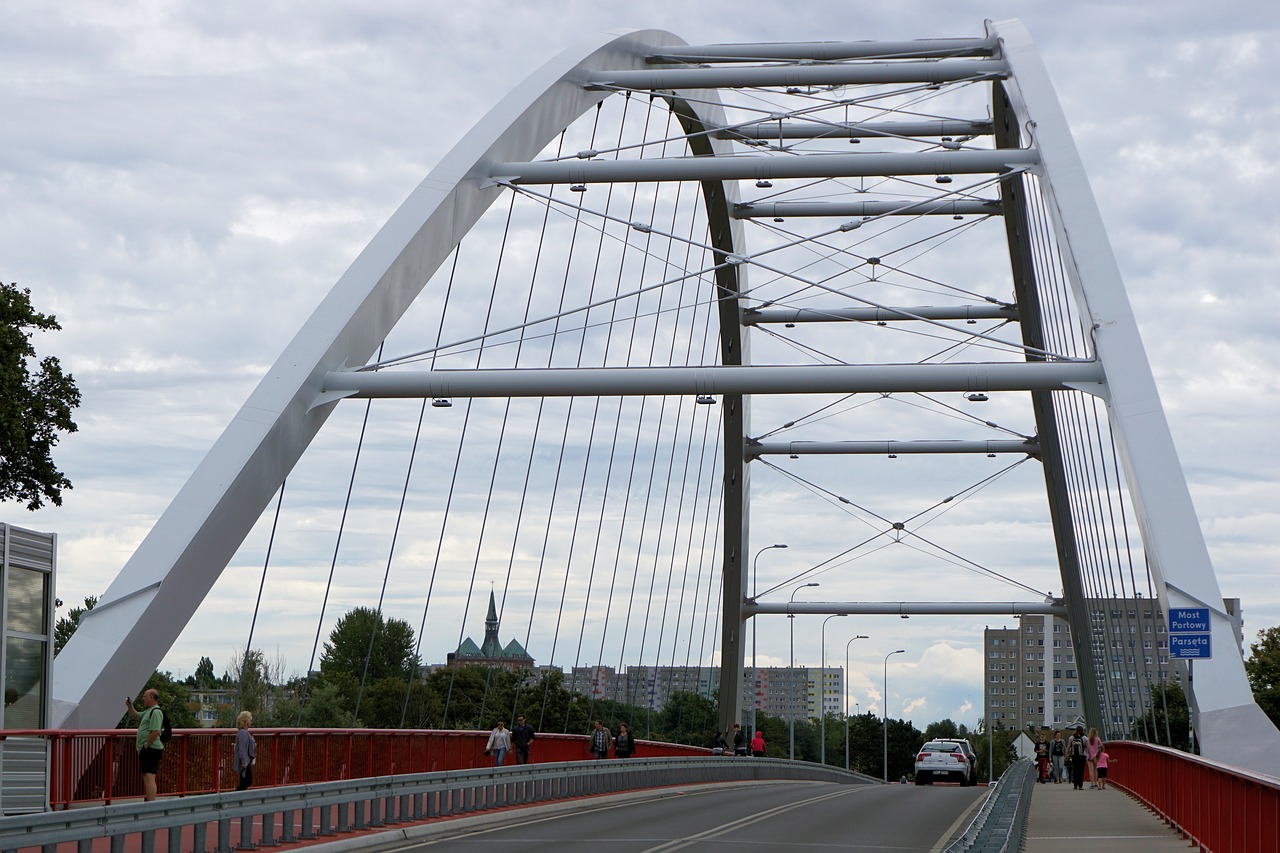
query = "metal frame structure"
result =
(50, 21, 1280, 772)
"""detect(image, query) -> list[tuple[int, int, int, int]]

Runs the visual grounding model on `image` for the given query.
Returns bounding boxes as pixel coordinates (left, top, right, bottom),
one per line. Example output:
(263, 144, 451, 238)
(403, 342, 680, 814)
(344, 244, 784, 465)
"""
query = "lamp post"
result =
(883, 649, 905, 782)
(789, 582, 820, 760)
(751, 544, 787, 671)
(844, 634, 868, 771)
(819, 614, 846, 765)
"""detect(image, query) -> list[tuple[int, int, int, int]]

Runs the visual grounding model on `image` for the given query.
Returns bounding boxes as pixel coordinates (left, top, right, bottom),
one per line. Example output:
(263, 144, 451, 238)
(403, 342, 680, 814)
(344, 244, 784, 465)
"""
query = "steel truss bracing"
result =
(53, 21, 1280, 771)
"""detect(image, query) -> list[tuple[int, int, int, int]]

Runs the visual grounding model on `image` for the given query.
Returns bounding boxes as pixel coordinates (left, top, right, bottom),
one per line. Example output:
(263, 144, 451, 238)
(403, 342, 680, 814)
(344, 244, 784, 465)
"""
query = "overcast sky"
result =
(5, 0, 1278, 731)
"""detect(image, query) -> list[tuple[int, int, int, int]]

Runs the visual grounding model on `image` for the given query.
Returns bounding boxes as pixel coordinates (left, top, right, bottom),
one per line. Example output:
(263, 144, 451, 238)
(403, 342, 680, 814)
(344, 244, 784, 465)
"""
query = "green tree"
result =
(842, 711, 885, 774)
(971, 719, 1019, 783)
(216, 648, 284, 724)
(191, 656, 218, 688)
(121, 671, 198, 729)
(653, 690, 718, 746)
(923, 718, 961, 741)
(319, 607, 420, 684)
(1130, 681, 1192, 751)
(1245, 626, 1280, 728)
(1, 281, 80, 510)
(53, 595, 97, 655)
(885, 716, 924, 781)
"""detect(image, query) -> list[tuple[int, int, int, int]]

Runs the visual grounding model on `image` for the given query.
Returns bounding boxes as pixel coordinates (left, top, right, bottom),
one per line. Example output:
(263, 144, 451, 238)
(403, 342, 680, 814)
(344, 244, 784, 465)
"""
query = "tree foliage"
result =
(1245, 626, 1280, 728)
(189, 656, 220, 688)
(318, 607, 420, 686)
(1129, 680, 1192, 751)
(653, 690, 718, 746)
(120, 671, 199, 729)
(0, 281, 80, 510)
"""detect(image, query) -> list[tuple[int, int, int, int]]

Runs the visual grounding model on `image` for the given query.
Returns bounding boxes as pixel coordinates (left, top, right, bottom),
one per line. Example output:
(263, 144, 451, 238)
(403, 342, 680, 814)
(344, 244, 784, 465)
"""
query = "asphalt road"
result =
(358, 780, 986, 852)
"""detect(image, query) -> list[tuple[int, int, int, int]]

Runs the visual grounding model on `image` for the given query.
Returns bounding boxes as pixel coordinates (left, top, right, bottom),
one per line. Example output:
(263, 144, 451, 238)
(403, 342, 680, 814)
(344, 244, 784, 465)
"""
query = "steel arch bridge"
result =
(53, 20, 1280, 772)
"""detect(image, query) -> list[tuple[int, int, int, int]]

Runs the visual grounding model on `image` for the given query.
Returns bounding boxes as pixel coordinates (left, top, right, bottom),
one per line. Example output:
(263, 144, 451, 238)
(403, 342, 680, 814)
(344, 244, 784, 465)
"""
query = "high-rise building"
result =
(564, 664, 843, 726)
(984, 597, 1241, 735)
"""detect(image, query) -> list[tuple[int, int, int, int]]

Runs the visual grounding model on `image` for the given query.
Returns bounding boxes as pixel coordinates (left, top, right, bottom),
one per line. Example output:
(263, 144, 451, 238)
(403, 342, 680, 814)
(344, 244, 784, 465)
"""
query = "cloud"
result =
(6, 1, 1278, 732)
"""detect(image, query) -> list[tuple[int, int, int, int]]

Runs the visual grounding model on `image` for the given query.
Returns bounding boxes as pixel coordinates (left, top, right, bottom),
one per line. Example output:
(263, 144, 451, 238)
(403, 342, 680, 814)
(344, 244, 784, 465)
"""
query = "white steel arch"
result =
(51, 20, 1280, 774)
(50, 26, 726, 729)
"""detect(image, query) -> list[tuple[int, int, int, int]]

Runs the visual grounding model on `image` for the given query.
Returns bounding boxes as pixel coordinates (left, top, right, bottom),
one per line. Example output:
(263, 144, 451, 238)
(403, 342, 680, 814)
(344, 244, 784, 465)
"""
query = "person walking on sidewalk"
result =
(1049, 730, 1065, 783)
(485, 721, 512, 767)
(511, 715, 536, 764)
(1095, 749, 1112, 790)
(1085, 727, 1104, 788)
(1068, 727, 1087, 790)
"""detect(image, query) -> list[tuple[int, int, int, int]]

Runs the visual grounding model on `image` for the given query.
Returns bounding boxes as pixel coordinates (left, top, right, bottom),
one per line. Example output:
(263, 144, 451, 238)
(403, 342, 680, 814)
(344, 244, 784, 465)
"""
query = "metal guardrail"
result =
(1107, 740, 1280, 853)
(0, 726, 711, 809)
(0, 756, 869, 852)
(943, 758, 1036, 853)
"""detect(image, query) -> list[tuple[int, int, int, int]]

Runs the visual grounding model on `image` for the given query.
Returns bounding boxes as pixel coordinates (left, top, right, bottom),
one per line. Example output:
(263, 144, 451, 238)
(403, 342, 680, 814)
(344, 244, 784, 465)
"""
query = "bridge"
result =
(11, 16, 1278, 844)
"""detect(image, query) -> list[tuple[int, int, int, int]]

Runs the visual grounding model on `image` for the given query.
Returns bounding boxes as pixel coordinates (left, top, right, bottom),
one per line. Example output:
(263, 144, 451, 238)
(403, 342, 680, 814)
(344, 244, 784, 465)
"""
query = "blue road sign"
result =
(1170, 633, 1212, 659)
(1169, 608, 1210, 633)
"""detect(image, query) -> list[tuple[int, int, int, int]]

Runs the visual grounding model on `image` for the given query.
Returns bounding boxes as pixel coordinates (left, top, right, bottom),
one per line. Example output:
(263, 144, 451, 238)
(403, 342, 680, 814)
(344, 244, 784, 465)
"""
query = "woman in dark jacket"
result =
(614, 722, 636, 758)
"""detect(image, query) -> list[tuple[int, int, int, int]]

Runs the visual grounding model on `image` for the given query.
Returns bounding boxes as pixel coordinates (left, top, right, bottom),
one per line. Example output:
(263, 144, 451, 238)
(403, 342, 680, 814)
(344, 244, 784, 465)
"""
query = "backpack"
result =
(1068, 736, 1084, 758)
(159, 709, 173, 744)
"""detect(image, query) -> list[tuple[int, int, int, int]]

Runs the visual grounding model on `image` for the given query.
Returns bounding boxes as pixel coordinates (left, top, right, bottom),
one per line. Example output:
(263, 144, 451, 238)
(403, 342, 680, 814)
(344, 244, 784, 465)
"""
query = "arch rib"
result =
(50, 28, 701, 729)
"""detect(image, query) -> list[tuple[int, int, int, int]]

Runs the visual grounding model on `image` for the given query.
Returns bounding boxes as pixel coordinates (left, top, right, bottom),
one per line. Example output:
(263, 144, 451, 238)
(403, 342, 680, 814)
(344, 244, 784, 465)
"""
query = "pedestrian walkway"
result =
(1023, 778, 1189, 852)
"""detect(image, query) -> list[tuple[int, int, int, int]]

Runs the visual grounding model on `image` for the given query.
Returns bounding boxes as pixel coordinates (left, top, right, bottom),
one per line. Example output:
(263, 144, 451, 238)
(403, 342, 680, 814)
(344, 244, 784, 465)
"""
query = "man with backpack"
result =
(124, 689, 166, 801)
(1067, 726, 1088, 790)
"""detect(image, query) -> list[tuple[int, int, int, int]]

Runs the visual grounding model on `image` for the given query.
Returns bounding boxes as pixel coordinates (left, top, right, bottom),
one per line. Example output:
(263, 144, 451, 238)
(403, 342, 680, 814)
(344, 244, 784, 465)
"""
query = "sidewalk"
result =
(1023, 779, 1190, 852)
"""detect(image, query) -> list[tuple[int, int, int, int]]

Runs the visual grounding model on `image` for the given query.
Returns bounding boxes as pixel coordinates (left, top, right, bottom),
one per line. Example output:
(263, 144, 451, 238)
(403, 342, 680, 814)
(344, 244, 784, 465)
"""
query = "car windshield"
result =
(921, 737, 962, 753)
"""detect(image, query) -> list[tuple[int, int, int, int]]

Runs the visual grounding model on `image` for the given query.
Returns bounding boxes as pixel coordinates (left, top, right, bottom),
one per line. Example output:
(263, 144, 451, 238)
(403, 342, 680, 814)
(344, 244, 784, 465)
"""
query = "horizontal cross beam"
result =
(747, 439, 1040, 458)
(734, 199, 1001, 219)
(321, 361, 1104, 400)
(586, 59, 1008, 92)
(648, 38, 998, 63)
(715, 120, 993, 140)
(490, 150, 1039, 186)
(746, 601, 1066, 616)
(743, 305, 1018, 324)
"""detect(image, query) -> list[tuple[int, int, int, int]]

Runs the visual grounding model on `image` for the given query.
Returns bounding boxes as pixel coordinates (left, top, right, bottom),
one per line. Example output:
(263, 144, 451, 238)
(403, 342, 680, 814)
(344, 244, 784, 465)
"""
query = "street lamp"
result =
(789, 582, 820, 760)
(844, 634, 868, 771)
(751, 544, 787, 670)
(819, 614, 846, 765)
(883, 649, 906, 782)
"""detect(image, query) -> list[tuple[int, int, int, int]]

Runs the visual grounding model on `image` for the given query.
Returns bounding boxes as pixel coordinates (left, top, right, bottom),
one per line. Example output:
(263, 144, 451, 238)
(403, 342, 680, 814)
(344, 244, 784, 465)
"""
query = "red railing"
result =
(1108, 741, 1280, 853)
(1, 728, 708, 810)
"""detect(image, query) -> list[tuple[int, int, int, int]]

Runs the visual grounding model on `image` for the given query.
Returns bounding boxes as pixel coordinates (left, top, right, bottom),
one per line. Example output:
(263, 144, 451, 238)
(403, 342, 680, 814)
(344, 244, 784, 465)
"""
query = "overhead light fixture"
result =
(966, 392, 989, 402)
(696, 395, 717, 405)
(432, 398, 453, 408)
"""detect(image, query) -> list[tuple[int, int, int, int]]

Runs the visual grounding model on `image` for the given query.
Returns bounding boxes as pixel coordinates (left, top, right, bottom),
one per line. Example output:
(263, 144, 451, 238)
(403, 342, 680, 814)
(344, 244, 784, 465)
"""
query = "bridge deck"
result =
(1024, 780, 1188, 852)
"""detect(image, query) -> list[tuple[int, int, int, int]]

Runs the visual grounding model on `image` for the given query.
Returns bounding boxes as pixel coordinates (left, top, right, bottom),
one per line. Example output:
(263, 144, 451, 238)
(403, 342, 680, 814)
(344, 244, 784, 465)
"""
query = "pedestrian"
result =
(614, 722, 636, 758)
(511, 714, 536, 764)
(1034, 733, 1049, 783)
(124, 689, 164, 801)
(750, 730, 766, 757)
(1068, 726, 1087, 790)
(1050, 730, 1065, 783)
(485, 720, 512, 766)
(233, 710, 257, 791)
(589, 720, 612, 760)
(711, 731, 728, 755)
(1085, 727, 1104, 788)
(732, 723, 747, 756)
(1096, 750, 1112, 790)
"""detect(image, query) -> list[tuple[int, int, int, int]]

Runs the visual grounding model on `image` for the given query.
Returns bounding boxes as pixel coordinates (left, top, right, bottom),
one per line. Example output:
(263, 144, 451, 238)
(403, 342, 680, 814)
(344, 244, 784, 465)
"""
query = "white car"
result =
(914, 739, 978, 786)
